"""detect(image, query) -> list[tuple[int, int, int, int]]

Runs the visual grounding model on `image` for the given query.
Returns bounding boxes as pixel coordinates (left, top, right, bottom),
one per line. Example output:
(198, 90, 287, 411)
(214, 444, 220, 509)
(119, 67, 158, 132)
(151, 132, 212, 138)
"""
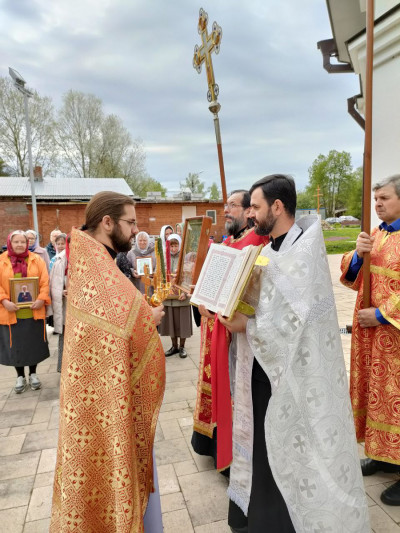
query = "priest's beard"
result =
(225, 215, 245, 236)
(254, 211, 276, 236)
(110, 224, 132, 253)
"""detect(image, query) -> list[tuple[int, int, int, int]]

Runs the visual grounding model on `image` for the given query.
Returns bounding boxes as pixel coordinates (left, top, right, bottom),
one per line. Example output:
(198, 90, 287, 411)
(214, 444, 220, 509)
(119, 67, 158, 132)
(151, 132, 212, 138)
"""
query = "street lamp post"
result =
(8, 67, 39, 236)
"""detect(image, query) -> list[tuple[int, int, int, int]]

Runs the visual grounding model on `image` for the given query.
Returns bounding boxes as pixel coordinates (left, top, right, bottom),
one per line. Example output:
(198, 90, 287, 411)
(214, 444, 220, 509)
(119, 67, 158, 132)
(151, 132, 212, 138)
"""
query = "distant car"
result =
(325, 217, 341, 224)
(338, 215, 359, 222)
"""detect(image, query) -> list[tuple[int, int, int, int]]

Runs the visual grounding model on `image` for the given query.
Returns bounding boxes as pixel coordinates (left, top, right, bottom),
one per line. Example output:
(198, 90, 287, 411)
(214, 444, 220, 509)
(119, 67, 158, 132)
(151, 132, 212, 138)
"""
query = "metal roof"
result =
(0, 178, 135, 200)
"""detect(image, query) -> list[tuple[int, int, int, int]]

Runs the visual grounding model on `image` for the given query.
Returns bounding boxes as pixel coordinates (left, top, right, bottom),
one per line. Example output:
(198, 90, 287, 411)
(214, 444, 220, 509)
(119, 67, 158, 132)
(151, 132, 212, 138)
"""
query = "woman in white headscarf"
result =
(25, 230, 50, 271)
(159, 234, 192, 359)
(127, 231, 156, 294)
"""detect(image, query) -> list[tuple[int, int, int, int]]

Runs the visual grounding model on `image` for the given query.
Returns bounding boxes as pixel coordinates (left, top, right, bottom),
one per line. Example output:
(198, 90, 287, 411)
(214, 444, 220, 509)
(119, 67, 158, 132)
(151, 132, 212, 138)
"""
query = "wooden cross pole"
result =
(362, 0, 375, 308)
(193, 8, 227, 204)
(314, 186, 322, 214)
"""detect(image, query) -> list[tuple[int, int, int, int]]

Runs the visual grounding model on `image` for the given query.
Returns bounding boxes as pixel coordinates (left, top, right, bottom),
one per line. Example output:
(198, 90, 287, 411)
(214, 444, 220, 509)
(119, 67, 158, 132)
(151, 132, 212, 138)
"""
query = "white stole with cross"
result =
(228, 215, 370, 533)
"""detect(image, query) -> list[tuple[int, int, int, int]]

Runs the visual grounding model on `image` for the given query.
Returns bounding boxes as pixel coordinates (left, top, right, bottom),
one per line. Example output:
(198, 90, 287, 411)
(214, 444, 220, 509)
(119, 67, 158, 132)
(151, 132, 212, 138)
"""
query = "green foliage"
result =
(296, 189, 316, 209)
(126, 174, 167, 198)
(180, 172, 205, 195)
(345, 166, 363, 219)
(307, 150, 355, 217)
(207, 182, 220, 200)
(0, 158, 11, 176)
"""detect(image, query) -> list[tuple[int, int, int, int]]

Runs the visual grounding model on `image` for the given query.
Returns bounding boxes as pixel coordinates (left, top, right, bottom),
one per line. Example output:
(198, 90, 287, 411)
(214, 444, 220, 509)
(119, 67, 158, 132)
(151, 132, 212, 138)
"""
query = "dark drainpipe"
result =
(317, 39, 365, 130)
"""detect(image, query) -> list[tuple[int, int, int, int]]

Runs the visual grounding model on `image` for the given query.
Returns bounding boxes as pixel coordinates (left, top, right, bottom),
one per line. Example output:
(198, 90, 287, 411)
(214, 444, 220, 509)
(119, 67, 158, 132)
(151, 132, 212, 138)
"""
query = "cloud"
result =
(0, 0, 364, 192)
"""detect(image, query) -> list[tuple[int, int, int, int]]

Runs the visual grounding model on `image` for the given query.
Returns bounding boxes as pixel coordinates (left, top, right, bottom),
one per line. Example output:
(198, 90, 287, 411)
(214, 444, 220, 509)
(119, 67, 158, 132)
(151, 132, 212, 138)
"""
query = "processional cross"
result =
(193, 8, 227, 203)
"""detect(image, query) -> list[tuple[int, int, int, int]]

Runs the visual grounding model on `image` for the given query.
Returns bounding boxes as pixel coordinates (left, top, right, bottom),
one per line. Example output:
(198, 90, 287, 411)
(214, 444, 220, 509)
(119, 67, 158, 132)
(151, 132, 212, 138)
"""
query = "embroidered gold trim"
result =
(370, 265, 400, 281)
(367, 417, 400, 435)
(364, 452, 400, 466)
(353, 408, 367, 416)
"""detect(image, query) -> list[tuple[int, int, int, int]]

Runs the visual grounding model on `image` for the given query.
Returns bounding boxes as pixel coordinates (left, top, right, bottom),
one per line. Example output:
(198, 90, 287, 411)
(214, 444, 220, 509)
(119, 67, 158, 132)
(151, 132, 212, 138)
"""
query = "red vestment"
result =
(341, 227, 400, 463)
(192, 228, 268, 470)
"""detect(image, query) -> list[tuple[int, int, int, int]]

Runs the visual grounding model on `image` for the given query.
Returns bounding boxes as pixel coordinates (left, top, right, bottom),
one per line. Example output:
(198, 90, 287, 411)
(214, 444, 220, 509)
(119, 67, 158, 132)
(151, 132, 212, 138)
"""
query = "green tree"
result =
(306, 150, 353, 217)
(345, 166, 363, 219)
(180, 172, 205, 195)
(207, 182, 220, 200)
(0, 77, 56, 176)
(126, 174, 167, 198)
(296, 189, 316, 209)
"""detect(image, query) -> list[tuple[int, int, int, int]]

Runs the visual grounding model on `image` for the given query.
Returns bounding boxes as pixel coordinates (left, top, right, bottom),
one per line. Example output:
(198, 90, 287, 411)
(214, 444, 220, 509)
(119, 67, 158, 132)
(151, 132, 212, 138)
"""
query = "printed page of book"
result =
(224, 246, 260, 317)
(190, 244, 246, 313)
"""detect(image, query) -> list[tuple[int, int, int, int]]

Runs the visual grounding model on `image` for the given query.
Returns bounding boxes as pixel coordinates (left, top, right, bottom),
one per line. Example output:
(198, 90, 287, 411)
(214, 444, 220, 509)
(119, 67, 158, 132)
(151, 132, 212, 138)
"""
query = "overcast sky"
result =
(0, 0, 365, 193)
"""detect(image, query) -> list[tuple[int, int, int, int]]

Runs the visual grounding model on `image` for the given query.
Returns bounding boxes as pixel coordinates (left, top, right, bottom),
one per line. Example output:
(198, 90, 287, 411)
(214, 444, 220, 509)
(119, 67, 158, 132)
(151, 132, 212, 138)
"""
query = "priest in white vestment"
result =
(219, 174, 370, 533)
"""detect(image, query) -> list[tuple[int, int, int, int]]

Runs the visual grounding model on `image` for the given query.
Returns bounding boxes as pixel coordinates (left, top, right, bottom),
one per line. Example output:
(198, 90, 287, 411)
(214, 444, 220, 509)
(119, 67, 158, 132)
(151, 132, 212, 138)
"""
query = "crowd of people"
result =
(1, 173, 399, 532)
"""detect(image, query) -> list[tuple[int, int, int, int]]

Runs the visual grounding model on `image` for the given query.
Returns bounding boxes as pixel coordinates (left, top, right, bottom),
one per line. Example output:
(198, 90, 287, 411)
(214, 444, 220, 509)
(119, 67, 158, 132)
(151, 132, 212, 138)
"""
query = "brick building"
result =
(0, 177, 225, 245)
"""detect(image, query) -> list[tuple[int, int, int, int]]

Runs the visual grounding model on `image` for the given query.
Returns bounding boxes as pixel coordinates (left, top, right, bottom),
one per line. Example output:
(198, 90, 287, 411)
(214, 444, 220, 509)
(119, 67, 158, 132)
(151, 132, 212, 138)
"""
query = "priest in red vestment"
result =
(341, 174, 400, 506)
(191, 189, 268, 474)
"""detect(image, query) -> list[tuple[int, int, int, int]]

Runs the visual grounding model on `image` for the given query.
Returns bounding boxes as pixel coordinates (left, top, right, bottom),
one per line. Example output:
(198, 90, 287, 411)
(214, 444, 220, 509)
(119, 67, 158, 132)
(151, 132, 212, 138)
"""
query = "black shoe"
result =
(381, 480, 400, 506)
(361, 458, 400, 476)
(179, 347, 187, 358)
(165, 346, 179, 357)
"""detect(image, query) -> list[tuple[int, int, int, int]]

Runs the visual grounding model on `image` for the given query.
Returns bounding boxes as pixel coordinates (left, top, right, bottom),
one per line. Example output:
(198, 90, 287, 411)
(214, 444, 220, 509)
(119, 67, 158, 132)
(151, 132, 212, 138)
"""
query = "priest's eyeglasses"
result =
(119, 218, 137, 227)
(224, 202, 241, 210)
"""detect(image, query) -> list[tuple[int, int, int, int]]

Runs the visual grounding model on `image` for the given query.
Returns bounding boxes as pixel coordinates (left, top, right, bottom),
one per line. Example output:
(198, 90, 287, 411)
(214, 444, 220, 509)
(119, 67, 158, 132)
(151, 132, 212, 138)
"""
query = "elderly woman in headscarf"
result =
(127, 231, 156, 294)
(0, 230, 50, 393)
(159, 233, 192, 358)
(175, 222, 184, 237)
(25, 229, 50, 271)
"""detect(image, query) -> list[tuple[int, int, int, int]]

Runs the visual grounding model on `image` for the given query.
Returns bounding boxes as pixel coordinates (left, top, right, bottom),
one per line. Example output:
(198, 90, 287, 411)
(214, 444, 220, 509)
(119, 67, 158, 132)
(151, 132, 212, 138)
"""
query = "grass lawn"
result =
(323, 226, 360, 255)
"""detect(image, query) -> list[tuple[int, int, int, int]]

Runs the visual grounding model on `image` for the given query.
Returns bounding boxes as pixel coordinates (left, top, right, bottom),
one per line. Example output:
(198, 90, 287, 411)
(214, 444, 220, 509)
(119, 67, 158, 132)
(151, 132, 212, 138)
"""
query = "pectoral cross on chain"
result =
(193, 8, 222, 103)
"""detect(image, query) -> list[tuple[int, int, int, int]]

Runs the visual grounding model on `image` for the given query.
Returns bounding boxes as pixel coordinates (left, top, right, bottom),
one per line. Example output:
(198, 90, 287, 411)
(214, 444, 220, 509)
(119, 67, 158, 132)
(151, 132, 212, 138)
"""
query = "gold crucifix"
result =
(193, 8, 222, 103)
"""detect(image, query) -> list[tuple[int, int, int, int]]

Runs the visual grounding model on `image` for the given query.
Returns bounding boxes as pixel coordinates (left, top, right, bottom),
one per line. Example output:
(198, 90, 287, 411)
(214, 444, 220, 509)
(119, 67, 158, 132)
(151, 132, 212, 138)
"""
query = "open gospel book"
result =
(190, 243, 267, 319)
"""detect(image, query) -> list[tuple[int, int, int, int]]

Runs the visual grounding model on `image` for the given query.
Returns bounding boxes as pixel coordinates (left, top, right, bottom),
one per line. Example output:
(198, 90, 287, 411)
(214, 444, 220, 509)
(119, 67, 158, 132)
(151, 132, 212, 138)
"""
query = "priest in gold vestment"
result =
(50, 192, 165, 532)
(341, 174, 400, 506)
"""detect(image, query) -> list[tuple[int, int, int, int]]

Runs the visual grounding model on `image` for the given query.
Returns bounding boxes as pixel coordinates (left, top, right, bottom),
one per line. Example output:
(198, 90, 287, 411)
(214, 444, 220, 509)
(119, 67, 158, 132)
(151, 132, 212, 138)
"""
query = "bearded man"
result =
(219, 175, 369, 533)
(50, 191, 165, 533)
(191, 189, 268, 474)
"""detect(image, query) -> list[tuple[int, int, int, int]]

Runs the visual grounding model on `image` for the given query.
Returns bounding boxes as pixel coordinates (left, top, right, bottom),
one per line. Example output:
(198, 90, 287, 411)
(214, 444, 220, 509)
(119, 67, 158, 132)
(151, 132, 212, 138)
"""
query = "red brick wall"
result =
(0, 200, 226, 246)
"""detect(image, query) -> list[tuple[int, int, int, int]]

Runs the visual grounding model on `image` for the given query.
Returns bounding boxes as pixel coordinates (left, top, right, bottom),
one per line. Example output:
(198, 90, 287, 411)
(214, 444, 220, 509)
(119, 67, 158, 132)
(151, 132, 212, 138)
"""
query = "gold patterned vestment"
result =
(50, 229, 165, 532)
(341, 226, 400, 464)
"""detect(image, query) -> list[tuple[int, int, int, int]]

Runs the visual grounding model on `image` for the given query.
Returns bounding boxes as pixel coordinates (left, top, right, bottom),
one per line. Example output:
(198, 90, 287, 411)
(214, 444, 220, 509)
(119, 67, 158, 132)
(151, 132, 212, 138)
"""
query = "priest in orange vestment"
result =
(50, 192, 165, 532)
(341, 175, 400, 506)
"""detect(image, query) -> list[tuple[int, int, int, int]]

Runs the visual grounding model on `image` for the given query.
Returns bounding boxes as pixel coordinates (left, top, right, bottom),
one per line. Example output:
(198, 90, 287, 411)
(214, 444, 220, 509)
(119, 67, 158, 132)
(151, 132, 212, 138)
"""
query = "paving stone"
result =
(165, 380, 196, 390)
(0, 428, 10, 437)
(158, 408, 193, 422)
(47, 407, 60, 429)
(162, 508, 194, 533)
(0, 411, 34, 429)
(0, 451, 40, 481)
(194, 520, 231, 532)
(154, 422, 164, 442)
(0, 505, 26, 533)
(22, 429, 59, 453)
(23, 518, 51, 532)
(0, 476, 34, 510)
(174, 459, 198, 477)
(160, 418, 183, 440)
(34, 471, 55, 488)
(161, 492, 186, 513)
(166, 369, 199, 383)
(37, 387, 59, 402)
(179, 470, 229, 527)
(163, 386, 197, 404)
(0, 434, 26, 456)
(181, 425, 194, 438)
(26, 484, 53, 521)
(155, 437, 192, 465)
(9, 422, 49, 436)
(158, 464, 180, 495)
(366, 482, 400, 522)
(160, 400, 188, 413)
(31, 407, 52, 425)
(37, 447, 57, 473)
(178, 416, 194, 427)
(2, 397, 39, 413)
(369, 504, 400, 532)
(187, 439, 215, 472)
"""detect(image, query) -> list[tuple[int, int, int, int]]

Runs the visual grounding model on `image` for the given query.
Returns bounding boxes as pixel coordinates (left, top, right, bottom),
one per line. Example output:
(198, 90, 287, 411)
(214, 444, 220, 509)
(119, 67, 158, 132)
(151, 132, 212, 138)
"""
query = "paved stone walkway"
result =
(0, 255, 399, 531)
